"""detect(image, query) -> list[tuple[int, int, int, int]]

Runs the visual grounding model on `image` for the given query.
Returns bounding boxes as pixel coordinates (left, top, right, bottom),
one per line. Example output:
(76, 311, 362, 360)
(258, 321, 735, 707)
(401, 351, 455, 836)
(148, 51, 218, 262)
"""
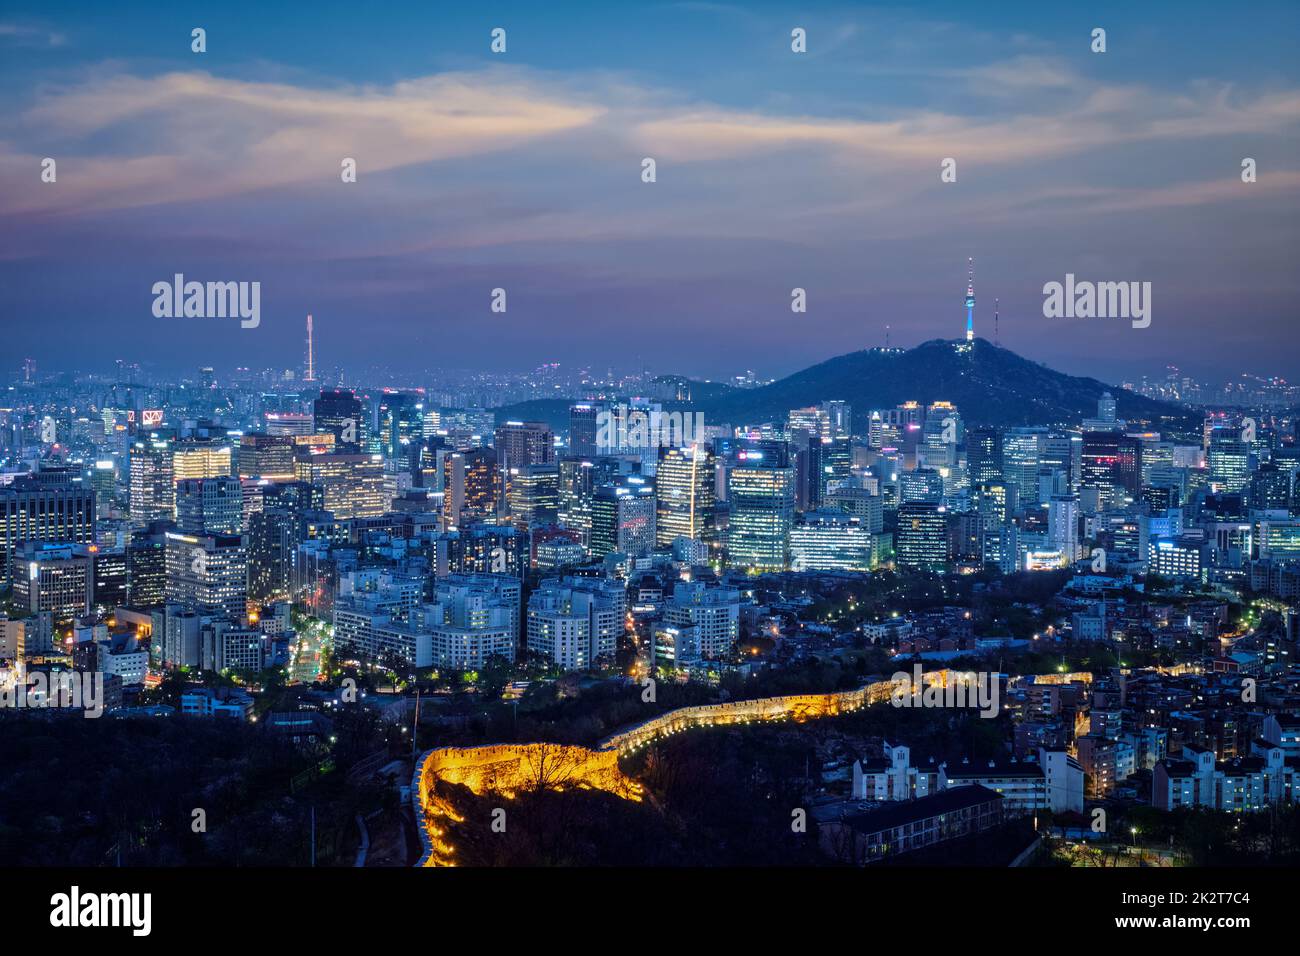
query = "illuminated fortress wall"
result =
(414, 675, 922, 866)
(599, 678, 904, 754)
(414, 743, 643, 866)
(421, 742, 639, 797)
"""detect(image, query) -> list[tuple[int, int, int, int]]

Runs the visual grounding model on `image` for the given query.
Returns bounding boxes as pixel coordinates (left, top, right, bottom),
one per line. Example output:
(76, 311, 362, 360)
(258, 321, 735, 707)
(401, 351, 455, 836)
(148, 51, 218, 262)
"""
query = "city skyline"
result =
(5, 0, 1300, 915)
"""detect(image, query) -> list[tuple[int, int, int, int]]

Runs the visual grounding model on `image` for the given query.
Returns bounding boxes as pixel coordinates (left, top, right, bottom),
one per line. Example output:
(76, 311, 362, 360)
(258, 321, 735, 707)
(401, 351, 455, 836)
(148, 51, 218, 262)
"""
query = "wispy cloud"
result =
(632, 77, 1300, 163)
(0, 21, 65, 47)
(1, 69, 603, 214)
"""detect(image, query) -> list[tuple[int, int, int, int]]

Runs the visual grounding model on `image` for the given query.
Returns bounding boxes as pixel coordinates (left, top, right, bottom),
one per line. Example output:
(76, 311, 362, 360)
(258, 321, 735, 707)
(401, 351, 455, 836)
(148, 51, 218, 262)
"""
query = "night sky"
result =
(1, 0, 1297, 384)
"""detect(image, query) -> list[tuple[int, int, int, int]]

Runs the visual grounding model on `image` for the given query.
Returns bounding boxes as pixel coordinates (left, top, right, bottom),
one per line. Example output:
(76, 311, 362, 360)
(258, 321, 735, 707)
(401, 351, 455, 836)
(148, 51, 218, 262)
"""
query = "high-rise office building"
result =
(246, 485, 317, 604)
(91, 459, 119, 512)
(789, 429, 822, 511)
(496, 420, 557, 512)
(896, 501, 948, 571)
(442, 448, 499, 528)
(590, 477, 656, 559)
(376, 391, 425, 462)
(1002, 428, 1046, 505)
(820, 434, 853, 496)
(1208, 432, 1251, 494)
(176, 476, 244, 535)
(655, 444, 717, 548)
(788, 405, 831, 440)
(172, 437, 233, 484)
(129, 432, 175, 526)
(1250, 464, 1292, 511)
(568, 403, 603, 458)
(127, 520, 173, 608)
(726, 449, 794, 572)
(164, 531, 249, 621)
(313, 388, 366, 453)
(556, 456, 621, 543)
(263, 413, 314, 437)
(899, 468, 945, 504)
(495, 420, 556, 470)
(790, 510, 872, 571)
(11, 542, 93, 620)
(825, 487, 884, 533)
(0, 469, 96, 580)
(1081, 431, 1142, 509)
(295, 452, 389, 519)
(1041, 433, 1080, 492)
(506, 463, 560, 529)
(966, 427, 1003, 486)
(238, 432, 297, 480)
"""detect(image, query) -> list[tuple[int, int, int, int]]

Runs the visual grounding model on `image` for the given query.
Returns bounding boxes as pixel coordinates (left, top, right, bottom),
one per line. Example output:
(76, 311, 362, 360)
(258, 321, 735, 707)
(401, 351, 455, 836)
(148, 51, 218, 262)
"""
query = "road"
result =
(290, 618, 331, 684)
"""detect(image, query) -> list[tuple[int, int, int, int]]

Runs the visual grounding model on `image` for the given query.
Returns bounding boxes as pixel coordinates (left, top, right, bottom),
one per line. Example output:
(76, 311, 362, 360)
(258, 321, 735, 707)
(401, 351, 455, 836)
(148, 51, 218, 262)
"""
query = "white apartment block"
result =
(662, 581, 739, 659)
(853, 744, 1083, 815)
(1153, 744, 1297, 812)
(527, 577, 625, 670)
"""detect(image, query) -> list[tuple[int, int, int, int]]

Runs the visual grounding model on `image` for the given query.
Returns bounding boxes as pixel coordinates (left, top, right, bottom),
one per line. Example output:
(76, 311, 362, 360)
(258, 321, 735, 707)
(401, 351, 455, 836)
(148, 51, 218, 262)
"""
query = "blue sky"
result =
(1, 0, 1298, 384)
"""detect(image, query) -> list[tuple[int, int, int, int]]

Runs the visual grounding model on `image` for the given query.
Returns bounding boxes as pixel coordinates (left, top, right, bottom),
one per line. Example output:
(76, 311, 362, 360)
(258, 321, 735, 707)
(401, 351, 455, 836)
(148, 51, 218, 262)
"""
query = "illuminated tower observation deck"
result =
(964, 258, 975, 343)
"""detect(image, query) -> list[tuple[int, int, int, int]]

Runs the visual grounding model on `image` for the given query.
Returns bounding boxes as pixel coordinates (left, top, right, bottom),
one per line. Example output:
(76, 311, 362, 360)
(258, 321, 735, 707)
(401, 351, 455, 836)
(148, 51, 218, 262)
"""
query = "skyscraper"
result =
(966, 427, 1003, 485)
(176, 476, 244, 536)
(313, 388, 366, 454)
(726, 448, 795, 572)
(557, 456, 620, 543)
(1081, 431, 1142, 509)
(655, 444, 717, 548)
(0, 469, 96, 579)
(376, 391, 425, 462)
(172, 437, 233, 484)
(790, 510, 871, 571)
(496, 420, 557, 511)
(568, 403, 602, 458)
(442, 448, 500, 528)
(506, 463, 560, 529)
(295, 452, 390, 519)
(896, 501, 948, 572)
(129, 432, 174, 526)
(164, 531, 249, 621)
(238, 432, 297, 480)
(1002, 428, 1046, 505)
(590, 477, 656, 559)
(1208, 431, 1251, 494)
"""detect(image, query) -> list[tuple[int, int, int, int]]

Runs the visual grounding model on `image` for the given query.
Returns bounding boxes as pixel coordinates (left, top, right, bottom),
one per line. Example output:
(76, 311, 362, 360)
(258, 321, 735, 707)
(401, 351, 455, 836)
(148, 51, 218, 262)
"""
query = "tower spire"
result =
(994, 297, 999, 347)
(964, 258, 975, 344)
(304, 314, 316, 383)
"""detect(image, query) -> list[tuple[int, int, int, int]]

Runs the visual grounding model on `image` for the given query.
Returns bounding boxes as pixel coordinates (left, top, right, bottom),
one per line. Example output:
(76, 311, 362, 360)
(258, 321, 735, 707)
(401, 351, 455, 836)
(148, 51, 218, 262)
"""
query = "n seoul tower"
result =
(964, 258, 975, 344)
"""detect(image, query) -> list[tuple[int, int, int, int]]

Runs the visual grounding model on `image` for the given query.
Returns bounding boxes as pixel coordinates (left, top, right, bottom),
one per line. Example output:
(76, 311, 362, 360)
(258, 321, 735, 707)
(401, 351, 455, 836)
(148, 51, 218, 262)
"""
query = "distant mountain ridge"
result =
(494, 339, 1195, 433)
(690, 338, 1194, 429)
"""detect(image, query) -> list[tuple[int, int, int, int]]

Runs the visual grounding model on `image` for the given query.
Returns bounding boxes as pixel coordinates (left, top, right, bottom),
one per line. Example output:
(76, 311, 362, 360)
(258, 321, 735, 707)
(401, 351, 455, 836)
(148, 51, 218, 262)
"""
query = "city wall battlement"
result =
(413, 673, 932, 865)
